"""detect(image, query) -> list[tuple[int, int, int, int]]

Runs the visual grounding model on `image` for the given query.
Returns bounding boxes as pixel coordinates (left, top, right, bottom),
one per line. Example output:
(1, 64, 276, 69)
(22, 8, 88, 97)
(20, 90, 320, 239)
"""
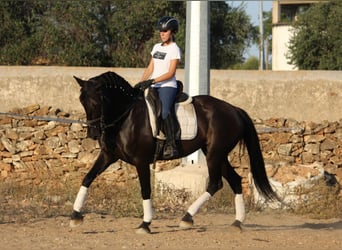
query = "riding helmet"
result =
(157, 16, 179, 33)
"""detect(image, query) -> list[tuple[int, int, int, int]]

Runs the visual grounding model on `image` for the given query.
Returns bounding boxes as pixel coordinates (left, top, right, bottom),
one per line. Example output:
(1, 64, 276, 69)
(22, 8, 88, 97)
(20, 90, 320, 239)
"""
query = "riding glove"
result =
(134, 79, 154, 91)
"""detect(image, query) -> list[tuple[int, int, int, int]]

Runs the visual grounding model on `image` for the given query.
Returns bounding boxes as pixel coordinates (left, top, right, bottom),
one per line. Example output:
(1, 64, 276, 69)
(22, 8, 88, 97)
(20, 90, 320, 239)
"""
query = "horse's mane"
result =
(89, 71, 136, 97)
(87, 71, 142, 123)
(79, 71, 140, 141)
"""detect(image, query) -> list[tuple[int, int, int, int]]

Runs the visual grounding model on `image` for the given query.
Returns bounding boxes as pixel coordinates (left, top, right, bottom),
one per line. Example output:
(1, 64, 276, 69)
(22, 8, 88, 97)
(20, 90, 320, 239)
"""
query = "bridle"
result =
(85, 79, 140, 136)
(86, 96, 135, 135)
(86, 117, 102, 128)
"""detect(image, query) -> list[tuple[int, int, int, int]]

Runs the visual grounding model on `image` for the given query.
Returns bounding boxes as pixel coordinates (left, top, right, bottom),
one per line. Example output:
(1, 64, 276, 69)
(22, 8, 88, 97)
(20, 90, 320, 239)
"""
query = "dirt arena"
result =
(1, 211, 341, 250)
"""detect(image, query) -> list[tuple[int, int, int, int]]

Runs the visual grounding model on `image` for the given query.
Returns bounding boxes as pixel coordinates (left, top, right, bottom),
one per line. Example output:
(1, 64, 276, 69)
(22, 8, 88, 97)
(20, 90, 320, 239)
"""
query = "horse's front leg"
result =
(70, 151, 117, 227)
(135, 163, 153, 234)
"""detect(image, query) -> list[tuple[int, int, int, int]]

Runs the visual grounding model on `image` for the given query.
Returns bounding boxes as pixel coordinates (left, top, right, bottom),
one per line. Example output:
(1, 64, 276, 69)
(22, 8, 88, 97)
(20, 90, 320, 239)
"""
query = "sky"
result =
(227, 0, 273, 58)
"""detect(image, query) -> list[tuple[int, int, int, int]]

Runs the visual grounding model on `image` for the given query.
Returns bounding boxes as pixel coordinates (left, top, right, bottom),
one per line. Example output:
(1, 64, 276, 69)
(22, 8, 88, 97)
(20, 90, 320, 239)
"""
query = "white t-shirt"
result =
(150, 42, 181, 88)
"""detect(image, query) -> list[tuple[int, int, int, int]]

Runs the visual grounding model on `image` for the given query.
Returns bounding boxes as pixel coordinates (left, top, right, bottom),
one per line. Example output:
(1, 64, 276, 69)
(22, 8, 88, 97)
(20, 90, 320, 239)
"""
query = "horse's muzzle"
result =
(87, 129, 101, 140)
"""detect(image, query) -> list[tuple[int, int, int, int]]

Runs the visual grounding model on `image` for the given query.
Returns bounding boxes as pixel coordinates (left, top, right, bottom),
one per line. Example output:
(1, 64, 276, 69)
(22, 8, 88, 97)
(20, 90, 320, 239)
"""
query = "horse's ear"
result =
(73, 76, 85, 87)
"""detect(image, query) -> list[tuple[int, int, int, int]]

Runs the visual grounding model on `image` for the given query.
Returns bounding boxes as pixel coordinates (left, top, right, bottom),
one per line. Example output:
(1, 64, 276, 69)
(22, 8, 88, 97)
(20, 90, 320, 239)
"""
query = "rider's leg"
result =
(157, 87, 178, 159)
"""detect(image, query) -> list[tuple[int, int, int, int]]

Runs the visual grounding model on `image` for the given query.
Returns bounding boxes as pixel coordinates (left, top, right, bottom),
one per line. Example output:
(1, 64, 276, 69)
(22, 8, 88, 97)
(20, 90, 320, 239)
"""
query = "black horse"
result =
(70, 71, 278, 234)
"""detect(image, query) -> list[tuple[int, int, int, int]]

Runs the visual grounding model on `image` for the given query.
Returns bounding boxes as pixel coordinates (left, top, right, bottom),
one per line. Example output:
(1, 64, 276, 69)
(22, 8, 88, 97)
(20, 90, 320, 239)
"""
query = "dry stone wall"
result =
(229, 117, 342, 194)
(0, 105, 341, 192)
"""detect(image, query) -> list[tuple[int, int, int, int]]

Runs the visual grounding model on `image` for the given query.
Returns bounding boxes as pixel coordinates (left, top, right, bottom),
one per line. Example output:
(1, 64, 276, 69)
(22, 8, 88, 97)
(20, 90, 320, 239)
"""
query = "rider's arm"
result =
(141, 58, 154, 81)
(153, 59, 179, 83)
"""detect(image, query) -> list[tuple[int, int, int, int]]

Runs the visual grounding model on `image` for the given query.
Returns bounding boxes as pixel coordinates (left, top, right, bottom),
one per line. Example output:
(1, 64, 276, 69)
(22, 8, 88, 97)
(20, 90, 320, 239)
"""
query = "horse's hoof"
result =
(179, 212, 194, 229)
(179, 220, 193, 229)
(70, 219, 83, 228)
(136, 221, 151, 234)
(69, 211, 84, 228)
(135, 227, 151, 234)
(230, 220, 243, 232)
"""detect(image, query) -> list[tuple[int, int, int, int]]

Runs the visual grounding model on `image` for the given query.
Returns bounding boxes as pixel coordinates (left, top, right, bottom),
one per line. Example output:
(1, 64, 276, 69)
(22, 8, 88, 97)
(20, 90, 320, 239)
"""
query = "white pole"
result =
(184, 1, 209, 164)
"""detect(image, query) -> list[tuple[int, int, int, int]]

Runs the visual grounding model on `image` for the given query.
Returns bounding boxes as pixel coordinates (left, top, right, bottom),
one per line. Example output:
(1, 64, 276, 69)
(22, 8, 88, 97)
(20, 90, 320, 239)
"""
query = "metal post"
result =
(259, 0, 265, 70)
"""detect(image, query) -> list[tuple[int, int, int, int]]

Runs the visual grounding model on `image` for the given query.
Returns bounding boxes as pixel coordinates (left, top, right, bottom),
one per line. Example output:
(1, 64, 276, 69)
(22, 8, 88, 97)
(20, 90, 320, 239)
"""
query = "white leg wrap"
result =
(73, 186, 88, 212)
(143, 199, 153, 223)
(235, 194, 245, 222)
(187, 192, 212, 216)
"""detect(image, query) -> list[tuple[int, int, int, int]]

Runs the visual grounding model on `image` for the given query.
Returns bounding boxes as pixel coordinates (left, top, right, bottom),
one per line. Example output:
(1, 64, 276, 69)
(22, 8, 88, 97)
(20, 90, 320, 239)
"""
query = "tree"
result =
(287, 0, 342, 70)
(0, 0, 185, 66)
(106, 1, 186, 67)
(210, 2, 257, 68)
(35, 0, 107, 66)
(231, 56, 259, 70)
(0, 0, 46, 64)
(251, 10, 272, 70)
(0, 0, 255, 68)
(263, 10, 272, 69)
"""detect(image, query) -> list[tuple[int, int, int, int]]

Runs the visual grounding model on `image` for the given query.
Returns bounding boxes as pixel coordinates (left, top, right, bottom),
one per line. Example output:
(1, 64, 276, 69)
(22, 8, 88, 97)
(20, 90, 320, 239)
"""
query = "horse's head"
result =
(74, 71, 138, 140)
(74, 76, 103, 139)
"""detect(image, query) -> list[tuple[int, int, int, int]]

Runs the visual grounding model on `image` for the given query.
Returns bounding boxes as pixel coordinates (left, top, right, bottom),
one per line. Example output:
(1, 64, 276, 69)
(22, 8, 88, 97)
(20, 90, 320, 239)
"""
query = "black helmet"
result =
(157, 16, 179, 33)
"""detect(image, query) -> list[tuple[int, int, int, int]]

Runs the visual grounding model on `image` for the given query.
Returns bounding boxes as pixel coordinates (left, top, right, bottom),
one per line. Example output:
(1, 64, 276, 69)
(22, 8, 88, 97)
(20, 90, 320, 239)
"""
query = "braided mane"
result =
(87, 71, 141, 133)
(89, 71, 137, 98)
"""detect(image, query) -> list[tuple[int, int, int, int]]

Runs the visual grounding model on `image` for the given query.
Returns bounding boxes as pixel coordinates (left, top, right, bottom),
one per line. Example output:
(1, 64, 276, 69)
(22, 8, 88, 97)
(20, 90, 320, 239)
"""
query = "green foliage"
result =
(263, 10, 272, 68)
(210, 1, 257, 68)
(287, 0, 342, 70)
(232, 56, 259, 70)
(0, 0, 42, 64)
(0, 0, 255, 68)
(250, 10, 272, 70)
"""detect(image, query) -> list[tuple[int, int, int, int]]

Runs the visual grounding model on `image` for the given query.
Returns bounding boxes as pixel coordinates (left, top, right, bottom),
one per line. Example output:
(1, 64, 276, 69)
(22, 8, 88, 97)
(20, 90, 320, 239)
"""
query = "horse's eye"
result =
(87, 98, 99, 109)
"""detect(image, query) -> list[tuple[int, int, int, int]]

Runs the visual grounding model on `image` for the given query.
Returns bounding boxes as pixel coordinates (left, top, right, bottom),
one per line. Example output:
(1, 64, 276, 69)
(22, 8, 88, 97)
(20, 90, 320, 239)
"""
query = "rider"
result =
(139, 16, 181, 159)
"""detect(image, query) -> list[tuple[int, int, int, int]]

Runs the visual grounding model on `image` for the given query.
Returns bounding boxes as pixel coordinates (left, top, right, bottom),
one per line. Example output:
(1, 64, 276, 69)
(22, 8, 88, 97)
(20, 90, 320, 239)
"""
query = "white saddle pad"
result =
(145, 94, 197, 140)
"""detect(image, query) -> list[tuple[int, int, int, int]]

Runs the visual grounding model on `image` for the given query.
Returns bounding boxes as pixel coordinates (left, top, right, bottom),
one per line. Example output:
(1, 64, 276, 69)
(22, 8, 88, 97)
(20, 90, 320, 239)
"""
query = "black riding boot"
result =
(163, 115, 179, 159)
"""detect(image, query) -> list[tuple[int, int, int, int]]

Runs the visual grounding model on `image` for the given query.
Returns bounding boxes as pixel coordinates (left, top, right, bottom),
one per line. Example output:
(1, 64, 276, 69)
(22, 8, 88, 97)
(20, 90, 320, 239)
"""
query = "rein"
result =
(0, 90, 136, 132)
(0, 104, 133, 132)
(97, 101, 135, 134)
(0, 111, 89, 125)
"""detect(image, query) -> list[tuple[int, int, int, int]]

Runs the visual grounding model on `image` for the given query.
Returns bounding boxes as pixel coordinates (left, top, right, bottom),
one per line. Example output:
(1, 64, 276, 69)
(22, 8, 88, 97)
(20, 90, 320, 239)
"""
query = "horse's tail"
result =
(236, 108, 279, 201)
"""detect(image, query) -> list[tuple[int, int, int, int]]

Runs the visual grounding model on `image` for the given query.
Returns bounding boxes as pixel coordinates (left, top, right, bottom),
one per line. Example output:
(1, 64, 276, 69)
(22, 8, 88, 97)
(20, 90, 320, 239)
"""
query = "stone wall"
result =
(230, 117, 342, 193)
(1, 105, 341, 191)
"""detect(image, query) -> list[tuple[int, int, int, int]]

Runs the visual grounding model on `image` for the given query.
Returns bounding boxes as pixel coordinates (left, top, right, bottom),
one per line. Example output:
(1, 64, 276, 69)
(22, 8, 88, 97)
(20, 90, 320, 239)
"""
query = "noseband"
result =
(86, 117, 102, 128)
(85, 101, 135, 135)
(84, 80, 138, 136)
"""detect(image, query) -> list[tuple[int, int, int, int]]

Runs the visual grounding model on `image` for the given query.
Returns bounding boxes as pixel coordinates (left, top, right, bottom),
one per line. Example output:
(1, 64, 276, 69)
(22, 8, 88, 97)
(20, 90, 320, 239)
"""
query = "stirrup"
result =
(163, 144, 179, 159)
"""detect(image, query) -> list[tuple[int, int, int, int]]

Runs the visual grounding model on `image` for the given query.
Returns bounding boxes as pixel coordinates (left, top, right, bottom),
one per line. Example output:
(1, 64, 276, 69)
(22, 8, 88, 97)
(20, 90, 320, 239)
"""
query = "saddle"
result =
(144, 80, 195, 140)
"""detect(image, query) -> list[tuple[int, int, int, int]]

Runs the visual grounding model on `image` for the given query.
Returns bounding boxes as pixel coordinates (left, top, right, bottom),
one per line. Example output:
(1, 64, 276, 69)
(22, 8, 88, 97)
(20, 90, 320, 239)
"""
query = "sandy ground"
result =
(0, 211, 341, 250)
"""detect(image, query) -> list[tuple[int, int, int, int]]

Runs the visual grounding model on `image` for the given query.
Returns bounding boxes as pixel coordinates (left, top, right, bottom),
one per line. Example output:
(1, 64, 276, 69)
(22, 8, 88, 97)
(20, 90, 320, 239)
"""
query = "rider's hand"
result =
(134, 79, 154, 91)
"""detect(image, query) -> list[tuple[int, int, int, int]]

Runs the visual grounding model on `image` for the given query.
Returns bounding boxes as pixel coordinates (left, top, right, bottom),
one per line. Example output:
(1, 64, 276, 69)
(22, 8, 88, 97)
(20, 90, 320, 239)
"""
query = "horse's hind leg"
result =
(221, 159, 245, 231)
(70, 151, 117, 227)
(180, 152, 224, 228)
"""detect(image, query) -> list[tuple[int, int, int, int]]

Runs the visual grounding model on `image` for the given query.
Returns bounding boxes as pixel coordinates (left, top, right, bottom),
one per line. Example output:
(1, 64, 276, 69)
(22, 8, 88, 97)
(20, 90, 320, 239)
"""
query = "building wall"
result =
(272, 25, 298, 70)
(271, 0, 319, 70)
